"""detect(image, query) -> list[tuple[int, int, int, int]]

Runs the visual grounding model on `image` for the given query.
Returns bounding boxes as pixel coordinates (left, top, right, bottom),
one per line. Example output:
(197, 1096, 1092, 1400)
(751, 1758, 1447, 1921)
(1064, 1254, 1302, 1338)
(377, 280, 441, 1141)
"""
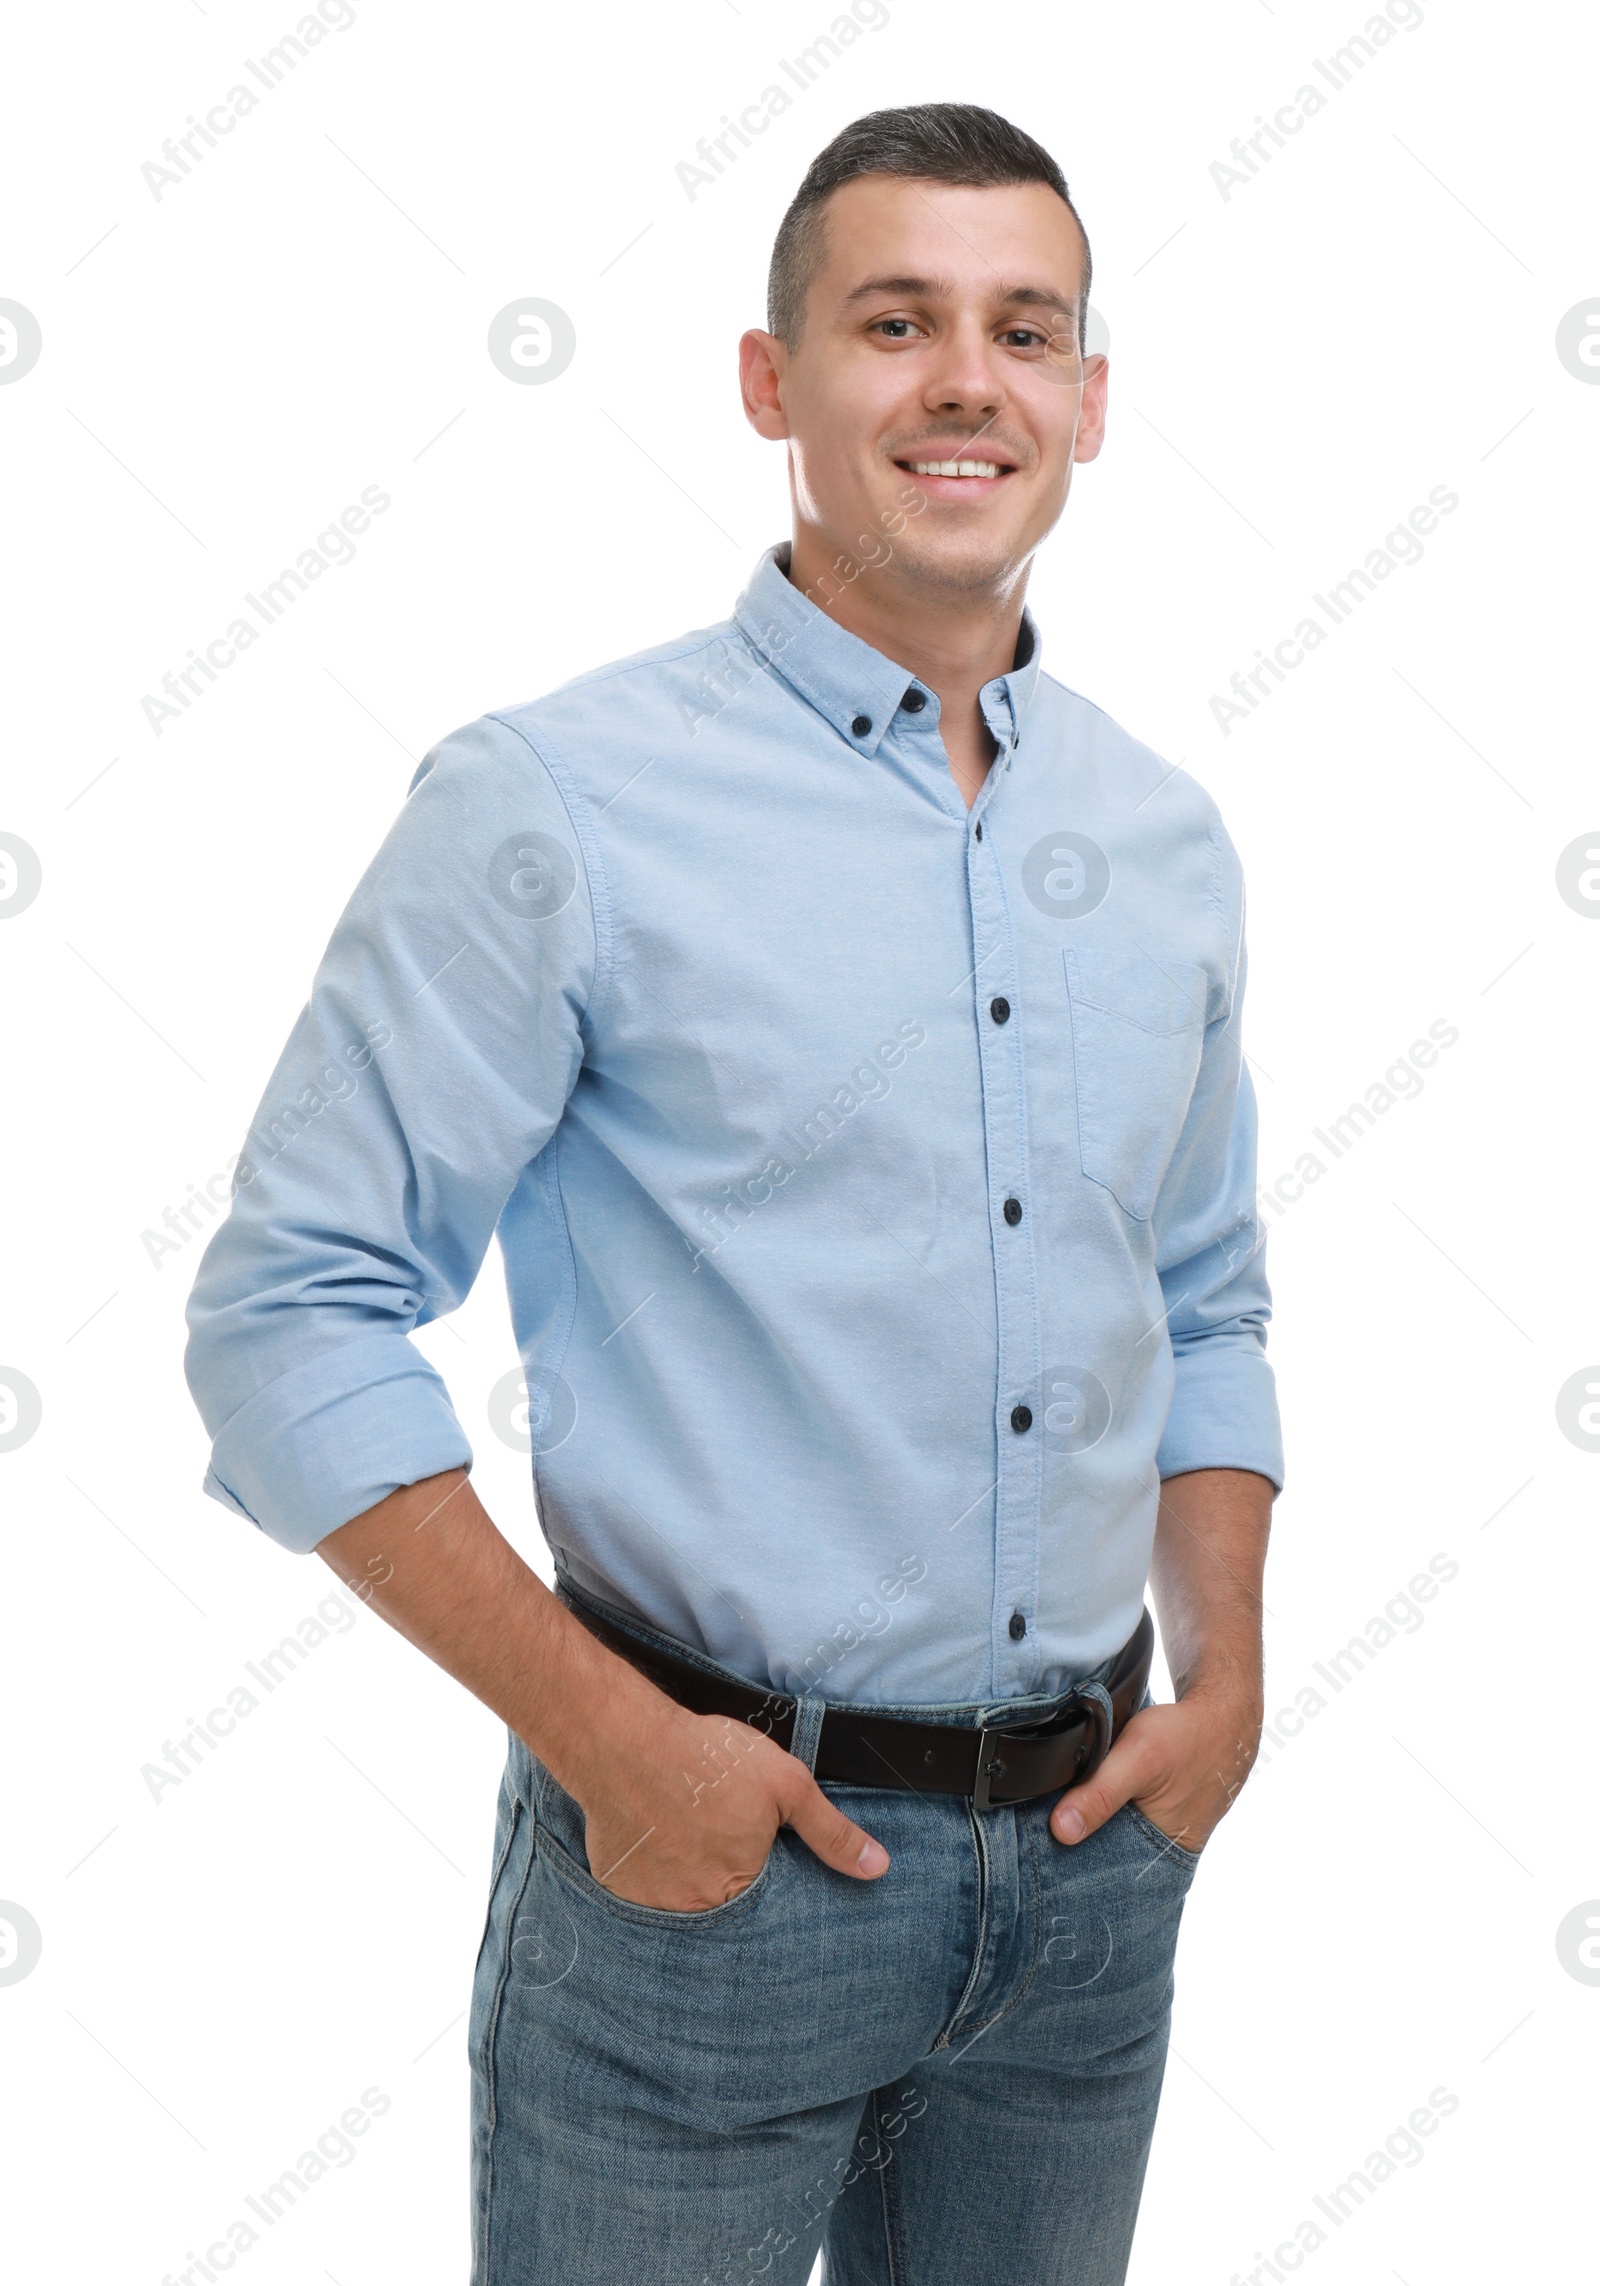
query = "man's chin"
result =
(887, 532, 1030, 600)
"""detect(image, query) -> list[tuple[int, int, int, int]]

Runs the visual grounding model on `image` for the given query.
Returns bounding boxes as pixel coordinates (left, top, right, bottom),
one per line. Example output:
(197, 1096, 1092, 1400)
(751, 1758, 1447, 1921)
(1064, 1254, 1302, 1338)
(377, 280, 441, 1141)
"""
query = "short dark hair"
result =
(768, 103, 1090, 351)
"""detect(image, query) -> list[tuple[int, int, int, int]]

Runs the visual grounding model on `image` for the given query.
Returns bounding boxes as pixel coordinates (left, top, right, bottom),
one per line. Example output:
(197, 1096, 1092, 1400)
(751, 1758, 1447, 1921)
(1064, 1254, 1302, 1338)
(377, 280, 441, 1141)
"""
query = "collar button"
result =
(851, 714, 872, 738)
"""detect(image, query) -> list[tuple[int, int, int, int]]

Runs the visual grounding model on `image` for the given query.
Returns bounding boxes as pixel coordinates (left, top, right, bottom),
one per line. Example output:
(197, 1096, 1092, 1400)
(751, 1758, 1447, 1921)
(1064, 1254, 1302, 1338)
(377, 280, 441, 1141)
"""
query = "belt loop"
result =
(1077, 1678, 1115, 1771)
(787, 1692, 827, 1775)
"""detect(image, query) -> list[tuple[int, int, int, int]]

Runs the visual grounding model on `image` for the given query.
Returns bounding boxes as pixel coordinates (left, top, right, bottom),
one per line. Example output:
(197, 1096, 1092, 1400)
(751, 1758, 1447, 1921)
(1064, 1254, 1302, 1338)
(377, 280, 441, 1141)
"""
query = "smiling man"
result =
(186, 103, 1282, 2286)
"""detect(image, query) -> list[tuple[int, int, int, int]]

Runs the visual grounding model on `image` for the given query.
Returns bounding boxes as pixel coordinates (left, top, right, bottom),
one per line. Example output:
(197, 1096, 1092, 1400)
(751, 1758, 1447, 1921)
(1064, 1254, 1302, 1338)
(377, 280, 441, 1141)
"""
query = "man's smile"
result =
(893, 444, 1021, 496)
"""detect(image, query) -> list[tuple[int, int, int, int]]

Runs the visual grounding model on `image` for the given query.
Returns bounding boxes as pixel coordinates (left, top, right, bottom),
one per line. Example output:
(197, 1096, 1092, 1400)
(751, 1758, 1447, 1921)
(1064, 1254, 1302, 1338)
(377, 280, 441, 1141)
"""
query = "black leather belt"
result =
(559, 1587, 1154, 1813)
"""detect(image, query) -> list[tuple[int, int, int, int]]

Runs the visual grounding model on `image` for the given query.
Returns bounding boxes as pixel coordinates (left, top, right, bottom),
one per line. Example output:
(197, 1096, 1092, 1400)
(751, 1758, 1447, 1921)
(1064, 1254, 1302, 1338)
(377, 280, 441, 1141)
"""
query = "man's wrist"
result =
(1170, 1657, 1263, 1727)
(516, 1604, 693, 1810)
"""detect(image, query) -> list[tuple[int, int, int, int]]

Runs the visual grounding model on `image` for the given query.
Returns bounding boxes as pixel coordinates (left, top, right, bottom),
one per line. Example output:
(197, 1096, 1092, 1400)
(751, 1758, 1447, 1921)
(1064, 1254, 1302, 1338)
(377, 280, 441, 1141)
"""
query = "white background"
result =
(2, 0, 1596, 2279)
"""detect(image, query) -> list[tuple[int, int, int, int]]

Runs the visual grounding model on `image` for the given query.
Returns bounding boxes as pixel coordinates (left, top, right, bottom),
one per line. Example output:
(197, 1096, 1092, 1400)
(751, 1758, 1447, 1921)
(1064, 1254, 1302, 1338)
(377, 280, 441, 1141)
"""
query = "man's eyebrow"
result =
(841, 274, 1078, 313)
(841, 274, 954, 305)
(992, 283, 1079, 314)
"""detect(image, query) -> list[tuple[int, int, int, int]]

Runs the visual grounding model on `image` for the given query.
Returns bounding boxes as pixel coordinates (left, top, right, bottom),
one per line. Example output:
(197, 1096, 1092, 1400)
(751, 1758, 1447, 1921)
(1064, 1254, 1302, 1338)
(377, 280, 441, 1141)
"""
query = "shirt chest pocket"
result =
(1063, 947, 1210, 1222)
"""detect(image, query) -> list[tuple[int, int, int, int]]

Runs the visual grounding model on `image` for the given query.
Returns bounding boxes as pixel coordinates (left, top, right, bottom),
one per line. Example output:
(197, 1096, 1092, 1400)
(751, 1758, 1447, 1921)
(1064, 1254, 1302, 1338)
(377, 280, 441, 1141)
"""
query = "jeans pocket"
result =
(1120, 1799, 1204, 1873)
(1064, 947, 1209, 1220)
(532, 1761, 781, 1930)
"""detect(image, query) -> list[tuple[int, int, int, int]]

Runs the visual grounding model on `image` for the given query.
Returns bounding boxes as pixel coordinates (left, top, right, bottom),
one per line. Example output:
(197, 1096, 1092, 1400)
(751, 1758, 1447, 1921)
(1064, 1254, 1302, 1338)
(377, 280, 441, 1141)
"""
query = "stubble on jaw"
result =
(867, 426, 1060, 603)
(871, 481, 1058, 606)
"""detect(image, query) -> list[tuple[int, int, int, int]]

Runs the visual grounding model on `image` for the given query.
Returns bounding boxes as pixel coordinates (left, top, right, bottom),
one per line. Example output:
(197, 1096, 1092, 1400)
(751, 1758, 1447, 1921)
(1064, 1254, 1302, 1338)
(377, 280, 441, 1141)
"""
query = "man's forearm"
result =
(1149, 1465, 1275, 1706)
(312, 1466, 892, 1910)
(313, 1466, 671, 1803)
(1050, 1466, 1276, 1850)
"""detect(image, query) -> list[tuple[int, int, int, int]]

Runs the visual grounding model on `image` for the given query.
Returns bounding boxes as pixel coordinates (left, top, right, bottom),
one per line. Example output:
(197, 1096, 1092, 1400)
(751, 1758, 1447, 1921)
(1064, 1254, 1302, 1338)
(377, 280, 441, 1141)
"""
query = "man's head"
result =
(741, 104, 1107, 612)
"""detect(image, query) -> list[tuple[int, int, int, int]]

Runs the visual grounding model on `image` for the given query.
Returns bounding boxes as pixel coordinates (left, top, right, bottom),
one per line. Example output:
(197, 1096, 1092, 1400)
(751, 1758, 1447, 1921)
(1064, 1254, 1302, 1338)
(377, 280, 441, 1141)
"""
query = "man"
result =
(186, 103, 1282, 2285)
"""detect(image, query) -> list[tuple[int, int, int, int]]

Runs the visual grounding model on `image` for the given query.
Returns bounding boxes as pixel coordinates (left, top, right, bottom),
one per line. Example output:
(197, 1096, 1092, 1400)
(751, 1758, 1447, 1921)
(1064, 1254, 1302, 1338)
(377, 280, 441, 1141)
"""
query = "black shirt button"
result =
(989, 997, 1010, 1024)
(1010, 1404, 1032, 1433)
(1003, 1197, 1022, 1226)
(901, 688, 926, 713)
(851, 714, 872, 737)
(974, 821, 982, 840)
(1008, 1611, 1027, 1641)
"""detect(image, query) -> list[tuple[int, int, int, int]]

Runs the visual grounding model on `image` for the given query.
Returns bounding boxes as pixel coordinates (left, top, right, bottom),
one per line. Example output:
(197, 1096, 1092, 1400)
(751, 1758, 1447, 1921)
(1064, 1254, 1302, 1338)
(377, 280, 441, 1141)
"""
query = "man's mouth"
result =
(903, 457, 1006, 478)
(893, 448, 1020, 491)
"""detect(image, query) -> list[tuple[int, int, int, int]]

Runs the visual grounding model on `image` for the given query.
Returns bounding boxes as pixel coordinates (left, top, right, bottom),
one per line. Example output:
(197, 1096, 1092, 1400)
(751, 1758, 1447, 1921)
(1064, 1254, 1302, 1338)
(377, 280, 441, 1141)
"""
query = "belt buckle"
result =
(971, 1687, 1111, 1814)
(971, 1727, 1005, 1813)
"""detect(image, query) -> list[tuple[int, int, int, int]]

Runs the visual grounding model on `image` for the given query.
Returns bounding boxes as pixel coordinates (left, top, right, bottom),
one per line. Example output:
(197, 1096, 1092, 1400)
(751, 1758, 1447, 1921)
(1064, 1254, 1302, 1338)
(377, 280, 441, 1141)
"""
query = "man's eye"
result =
(874, 319, 916, 339)
(1001, 328, 1048, 350)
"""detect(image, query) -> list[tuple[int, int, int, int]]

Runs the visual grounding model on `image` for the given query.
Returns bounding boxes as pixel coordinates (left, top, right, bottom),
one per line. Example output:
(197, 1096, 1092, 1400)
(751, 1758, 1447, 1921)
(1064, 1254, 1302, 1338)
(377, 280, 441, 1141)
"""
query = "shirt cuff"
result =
(1156, 1337, 1285, 1491)
(199, 1332, 474, 1553)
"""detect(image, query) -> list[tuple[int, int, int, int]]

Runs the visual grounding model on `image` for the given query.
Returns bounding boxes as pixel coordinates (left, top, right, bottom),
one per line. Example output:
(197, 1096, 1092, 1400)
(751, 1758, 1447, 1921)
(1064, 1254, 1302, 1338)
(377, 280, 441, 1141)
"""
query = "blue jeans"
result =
(468, 1602, 1198, 2284)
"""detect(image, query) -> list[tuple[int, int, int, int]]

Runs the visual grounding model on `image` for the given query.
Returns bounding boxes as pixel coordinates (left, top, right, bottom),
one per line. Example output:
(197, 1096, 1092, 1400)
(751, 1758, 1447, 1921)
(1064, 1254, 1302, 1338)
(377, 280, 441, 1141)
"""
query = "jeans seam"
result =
(942, 1812, 1047, 2056)
(991, 1805, 1049, 2030)
(871, 2085, 908, 2286)
(933, 1804, 991, 2049)
(467, 1772, 524, 2001)
(473, 1795, 537, 2286)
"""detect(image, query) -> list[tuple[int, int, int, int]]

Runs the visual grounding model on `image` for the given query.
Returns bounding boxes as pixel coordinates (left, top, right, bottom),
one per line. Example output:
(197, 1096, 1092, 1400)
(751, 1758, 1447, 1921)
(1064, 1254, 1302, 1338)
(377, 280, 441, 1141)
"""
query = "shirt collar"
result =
(733, 542, 1043, 760)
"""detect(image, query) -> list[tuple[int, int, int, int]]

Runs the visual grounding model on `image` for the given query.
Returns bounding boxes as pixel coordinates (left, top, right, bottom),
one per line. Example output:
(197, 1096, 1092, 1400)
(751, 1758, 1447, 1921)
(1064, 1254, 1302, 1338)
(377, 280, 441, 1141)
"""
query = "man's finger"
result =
(1050, 1731, 1149, 1845)
(777, 1764, 890, 1880)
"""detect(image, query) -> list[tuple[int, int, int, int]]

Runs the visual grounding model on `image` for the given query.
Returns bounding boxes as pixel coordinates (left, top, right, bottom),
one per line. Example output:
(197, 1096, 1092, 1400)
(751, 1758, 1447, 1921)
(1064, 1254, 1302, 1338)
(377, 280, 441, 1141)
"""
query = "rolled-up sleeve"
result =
(184, 713, 596, 1552)
(1152, 826, 1284, 1491)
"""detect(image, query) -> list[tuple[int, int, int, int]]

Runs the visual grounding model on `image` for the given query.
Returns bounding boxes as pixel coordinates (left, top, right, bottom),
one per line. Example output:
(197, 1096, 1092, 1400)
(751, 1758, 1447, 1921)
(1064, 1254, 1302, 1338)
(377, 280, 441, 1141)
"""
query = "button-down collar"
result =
(734, 542, 1043, 769)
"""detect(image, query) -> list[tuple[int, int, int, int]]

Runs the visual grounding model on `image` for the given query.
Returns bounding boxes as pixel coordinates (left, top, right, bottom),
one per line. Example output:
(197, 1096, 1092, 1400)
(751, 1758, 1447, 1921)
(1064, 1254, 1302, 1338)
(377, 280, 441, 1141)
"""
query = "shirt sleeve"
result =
(183, 712, 596, 1553)
(1151, 823, 1284, 1491)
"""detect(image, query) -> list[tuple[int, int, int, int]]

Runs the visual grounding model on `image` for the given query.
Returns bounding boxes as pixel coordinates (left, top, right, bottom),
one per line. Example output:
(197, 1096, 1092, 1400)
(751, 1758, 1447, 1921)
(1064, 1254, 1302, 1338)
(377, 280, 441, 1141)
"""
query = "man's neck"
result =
(784, 531, 1028, 811)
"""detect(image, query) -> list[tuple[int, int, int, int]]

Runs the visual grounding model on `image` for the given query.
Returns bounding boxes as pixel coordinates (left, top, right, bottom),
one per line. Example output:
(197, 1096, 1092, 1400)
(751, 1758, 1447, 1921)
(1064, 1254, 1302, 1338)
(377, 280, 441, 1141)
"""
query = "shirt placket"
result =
(966, 677, 1041, 1697)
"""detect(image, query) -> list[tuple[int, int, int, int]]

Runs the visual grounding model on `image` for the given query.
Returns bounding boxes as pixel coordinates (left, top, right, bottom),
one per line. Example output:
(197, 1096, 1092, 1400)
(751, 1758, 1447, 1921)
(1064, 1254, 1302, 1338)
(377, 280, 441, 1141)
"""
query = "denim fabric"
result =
(184, 541, 1281, 1703)
(467, 1614, 1195, 2283)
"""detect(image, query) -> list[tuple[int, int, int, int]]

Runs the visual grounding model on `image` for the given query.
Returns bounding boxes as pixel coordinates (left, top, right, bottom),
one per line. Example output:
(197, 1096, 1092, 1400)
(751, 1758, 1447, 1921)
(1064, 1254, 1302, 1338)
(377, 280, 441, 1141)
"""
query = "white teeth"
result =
(909, 459, 1003, 478)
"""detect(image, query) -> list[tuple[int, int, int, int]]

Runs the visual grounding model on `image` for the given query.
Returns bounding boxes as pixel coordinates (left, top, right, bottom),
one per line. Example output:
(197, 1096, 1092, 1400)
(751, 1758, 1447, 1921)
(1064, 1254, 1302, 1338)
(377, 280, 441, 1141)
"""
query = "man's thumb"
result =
(1051, 1753, 1135, 1845)
(781, 1766, 890, 1879)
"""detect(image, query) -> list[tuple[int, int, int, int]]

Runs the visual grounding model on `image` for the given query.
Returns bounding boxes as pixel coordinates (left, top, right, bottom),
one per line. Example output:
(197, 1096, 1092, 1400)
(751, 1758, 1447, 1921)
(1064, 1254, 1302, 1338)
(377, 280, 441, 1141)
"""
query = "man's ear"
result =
(1073, 353, 1110, 465)
(739, 329, 790, 440)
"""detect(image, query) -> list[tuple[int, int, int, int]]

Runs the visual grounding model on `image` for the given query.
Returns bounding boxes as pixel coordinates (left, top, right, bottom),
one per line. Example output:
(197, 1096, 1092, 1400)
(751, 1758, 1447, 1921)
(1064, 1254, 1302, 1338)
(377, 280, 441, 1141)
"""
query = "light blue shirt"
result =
(184, 544, 1282, 1707)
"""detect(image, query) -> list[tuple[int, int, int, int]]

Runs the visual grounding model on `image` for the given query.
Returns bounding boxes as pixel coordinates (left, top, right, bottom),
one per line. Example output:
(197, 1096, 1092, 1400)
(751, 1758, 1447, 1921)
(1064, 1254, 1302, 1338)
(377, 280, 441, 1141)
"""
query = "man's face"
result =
(742, 174, 1107, 601)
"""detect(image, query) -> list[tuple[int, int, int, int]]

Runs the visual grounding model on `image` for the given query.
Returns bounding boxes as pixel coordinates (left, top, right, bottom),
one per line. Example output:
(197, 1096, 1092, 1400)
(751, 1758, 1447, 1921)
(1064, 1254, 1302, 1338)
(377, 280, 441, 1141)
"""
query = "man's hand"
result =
(1050, 1465, 1275, 1857)
(313, 1466, 890, 1915)
(576, 1704, 888, 1912)
(1049, 1687, 1261, 1854)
